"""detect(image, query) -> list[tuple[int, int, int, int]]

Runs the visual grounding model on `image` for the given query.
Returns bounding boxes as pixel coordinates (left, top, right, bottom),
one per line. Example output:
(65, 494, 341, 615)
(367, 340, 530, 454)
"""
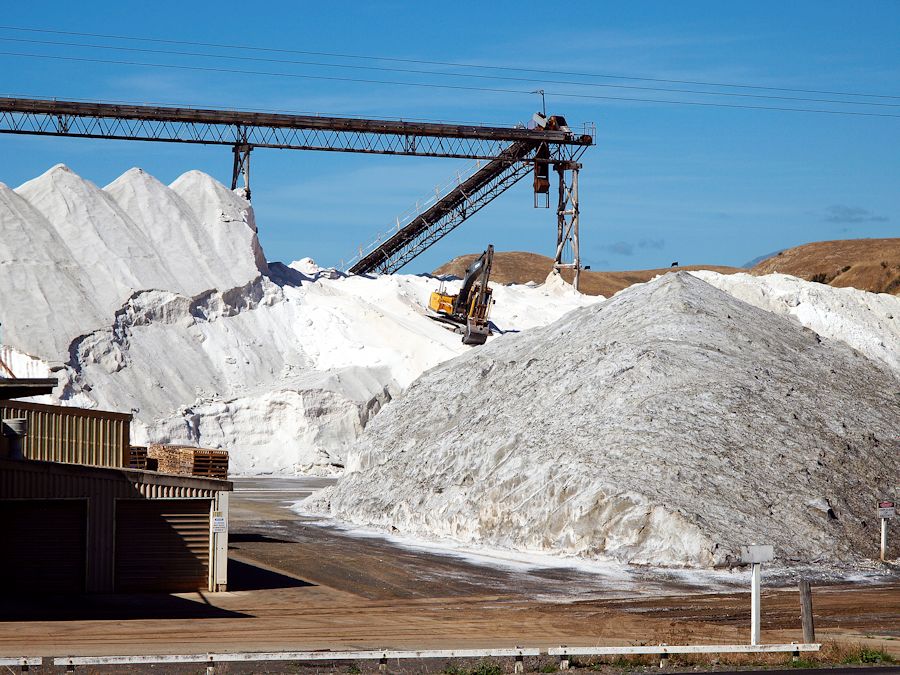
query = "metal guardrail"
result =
(0, 657, 41, 667)
(549, 643, 821, 655)
(55, 649, 538, 674)
(50, 643, 822, 672)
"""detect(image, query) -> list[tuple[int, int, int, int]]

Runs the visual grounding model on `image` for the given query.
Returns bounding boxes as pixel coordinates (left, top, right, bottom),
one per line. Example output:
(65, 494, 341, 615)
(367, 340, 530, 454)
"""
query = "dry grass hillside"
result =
(433, 238, 900, 297)
(751, 238, 900, 295)
(432, 251, 740, 297)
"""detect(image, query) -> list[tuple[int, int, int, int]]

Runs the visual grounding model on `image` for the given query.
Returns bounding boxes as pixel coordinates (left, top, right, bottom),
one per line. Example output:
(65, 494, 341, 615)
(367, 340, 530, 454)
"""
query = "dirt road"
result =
(1, 477, 897, 661)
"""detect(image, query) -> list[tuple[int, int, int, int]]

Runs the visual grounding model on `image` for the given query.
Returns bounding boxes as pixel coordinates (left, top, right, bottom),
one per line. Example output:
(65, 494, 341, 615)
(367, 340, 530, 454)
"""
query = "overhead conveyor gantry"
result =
(0, 97, 594, 280)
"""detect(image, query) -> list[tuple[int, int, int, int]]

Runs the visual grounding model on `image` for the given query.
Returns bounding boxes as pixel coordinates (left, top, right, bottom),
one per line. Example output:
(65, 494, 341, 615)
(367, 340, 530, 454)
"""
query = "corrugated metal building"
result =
(0, 383, 232, 594)
(0, 458, 230, 593)
(0, 399, 130, 467)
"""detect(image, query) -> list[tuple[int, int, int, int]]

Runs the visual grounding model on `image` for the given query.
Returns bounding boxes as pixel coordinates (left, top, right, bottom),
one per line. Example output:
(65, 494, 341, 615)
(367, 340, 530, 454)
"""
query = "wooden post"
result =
(799, 579, 816, 643)
(882, 517, 888, 561)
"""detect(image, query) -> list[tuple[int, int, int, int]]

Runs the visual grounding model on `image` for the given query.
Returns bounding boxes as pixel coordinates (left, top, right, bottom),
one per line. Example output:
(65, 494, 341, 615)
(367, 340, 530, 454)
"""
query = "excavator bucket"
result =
(462, 318, 489, 346)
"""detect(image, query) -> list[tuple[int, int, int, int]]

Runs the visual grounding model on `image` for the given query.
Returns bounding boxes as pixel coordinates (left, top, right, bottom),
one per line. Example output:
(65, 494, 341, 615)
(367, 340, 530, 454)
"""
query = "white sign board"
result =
(739, 545, 774, 564)
(878, 500, 896, 519)
(211, 511, 228, 534)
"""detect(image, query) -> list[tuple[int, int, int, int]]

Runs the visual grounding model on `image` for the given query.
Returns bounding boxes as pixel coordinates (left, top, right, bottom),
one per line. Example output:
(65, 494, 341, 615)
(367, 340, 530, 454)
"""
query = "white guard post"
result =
(877, 500, 895, 562)
(739, 545, 774, 646)
(209, 492, 230, 591)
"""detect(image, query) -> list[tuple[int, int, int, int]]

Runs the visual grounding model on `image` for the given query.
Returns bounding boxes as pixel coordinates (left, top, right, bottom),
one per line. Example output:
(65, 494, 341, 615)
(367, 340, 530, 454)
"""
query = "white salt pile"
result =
(691, 270, 900, 375)
(3, 165, 267, 361)
(0, 165, 599, 473)
(311, 273, 900, 568)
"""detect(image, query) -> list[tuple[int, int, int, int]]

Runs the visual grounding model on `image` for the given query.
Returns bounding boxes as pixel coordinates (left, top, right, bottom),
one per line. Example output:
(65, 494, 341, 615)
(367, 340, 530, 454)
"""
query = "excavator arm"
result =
(452, 245, 493, 316)
(428, 245, 495, 345)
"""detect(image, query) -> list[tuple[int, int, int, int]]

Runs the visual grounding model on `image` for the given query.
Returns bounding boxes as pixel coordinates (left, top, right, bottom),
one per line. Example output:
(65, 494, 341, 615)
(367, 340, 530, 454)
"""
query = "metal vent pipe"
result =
(1, 417, 28, 460)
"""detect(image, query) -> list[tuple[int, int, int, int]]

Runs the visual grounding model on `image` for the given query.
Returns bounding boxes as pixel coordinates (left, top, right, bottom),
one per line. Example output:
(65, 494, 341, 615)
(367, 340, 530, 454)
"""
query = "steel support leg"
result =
(553, 162, 582, 291)
(231, 144, 252, 200)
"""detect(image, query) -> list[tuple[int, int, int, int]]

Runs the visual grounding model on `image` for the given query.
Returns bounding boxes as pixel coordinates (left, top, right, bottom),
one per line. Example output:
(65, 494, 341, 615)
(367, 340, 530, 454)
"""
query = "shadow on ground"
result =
(0, 558, 311, 620)
(0, 592, 247, 621)
(228, 557, 314, 591)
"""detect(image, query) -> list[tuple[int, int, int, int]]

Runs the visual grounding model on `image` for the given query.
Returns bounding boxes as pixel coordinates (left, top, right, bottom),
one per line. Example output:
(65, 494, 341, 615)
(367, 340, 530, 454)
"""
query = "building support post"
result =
(750, 562, 761, 646)
(231, 143, 252, 201)
(553, 162, 581, 292)
(209, 491, 229, 592)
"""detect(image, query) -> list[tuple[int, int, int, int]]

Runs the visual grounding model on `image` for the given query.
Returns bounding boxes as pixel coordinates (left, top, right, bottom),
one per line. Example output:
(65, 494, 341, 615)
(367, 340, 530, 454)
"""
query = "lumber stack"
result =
(146, 444, 229, 479)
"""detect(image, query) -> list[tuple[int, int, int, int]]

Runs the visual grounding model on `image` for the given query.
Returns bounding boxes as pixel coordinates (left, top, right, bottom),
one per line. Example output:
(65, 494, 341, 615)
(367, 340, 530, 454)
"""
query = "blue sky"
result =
(1, 1, 897, 272)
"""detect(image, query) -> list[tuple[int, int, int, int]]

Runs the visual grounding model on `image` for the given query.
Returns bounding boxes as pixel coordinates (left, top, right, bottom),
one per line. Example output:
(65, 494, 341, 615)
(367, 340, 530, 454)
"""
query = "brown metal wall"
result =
(0, 459, 227, 592)
(0, 499, 87, 593)
(115, 499, 211, 592)
(0, 400, 131, 467)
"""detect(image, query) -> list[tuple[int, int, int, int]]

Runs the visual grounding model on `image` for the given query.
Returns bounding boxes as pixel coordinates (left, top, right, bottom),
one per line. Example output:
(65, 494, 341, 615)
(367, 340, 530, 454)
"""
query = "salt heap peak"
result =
(289, 257, 321, 278)
(315, 272, 900, 568)
(170, 170, 269, 278)
(2, 166, 267, 363)
(0, 180, 108, 359)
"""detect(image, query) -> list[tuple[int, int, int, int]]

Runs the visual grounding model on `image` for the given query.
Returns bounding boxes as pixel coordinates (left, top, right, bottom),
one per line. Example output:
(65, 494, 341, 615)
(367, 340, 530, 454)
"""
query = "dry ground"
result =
(432, 250, 740, 297)
(752, 238, 900, 294)
(432, 238, 900, 296)
(0, 478, 896, 666)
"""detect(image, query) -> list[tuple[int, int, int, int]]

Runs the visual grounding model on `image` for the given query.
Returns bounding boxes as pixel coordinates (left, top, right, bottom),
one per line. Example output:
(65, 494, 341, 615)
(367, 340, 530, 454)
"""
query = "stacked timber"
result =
(146, 444, 229, 480)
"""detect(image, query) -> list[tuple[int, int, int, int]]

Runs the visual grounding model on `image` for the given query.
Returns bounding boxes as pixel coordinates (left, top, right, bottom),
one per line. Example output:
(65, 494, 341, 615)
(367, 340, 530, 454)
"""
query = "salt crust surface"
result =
(0, 166, 597, 473)
(311, 273, 900, 567)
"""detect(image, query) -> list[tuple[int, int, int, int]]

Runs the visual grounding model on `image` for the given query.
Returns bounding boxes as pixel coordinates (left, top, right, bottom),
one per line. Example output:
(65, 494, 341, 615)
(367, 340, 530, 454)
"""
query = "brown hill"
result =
(432, 251, 740, 297)
(750, 238, 900, 294)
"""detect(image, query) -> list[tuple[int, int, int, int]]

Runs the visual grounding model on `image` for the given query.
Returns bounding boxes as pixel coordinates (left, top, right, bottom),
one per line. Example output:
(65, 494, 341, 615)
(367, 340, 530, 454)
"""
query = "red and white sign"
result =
(878, 500, 896, 519)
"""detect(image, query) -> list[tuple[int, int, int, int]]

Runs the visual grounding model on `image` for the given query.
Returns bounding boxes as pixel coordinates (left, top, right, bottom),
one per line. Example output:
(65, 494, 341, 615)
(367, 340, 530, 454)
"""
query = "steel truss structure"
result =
(0, 97, 594, 274)
(348, 141, 541, 274)
(553, 162, 582, 289)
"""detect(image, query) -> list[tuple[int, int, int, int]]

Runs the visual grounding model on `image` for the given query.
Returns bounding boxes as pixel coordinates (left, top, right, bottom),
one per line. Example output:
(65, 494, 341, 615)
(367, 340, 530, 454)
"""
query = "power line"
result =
(2, 35, 898, 109)
(1, 24, 898, 102)
(2, 50, 898, 120)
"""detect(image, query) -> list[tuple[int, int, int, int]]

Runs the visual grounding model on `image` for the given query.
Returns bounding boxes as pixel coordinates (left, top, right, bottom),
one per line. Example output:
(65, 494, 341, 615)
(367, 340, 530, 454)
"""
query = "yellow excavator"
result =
(428, 245, 495, 345)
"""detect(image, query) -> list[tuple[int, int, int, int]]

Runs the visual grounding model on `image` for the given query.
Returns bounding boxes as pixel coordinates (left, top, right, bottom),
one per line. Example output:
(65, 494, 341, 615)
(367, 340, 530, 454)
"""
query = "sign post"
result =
(739, 545, 774, 646)
(878, 500, 895, 562)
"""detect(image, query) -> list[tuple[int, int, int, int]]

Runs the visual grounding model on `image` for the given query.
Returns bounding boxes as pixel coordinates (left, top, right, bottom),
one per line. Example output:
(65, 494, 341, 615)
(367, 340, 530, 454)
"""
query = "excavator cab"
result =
(428, 245, 495, 346)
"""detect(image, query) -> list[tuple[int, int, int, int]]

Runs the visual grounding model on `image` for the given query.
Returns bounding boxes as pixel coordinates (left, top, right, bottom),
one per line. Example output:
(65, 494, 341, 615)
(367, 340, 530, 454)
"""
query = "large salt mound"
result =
(0, 164, 600, 472)
(49, 271, 597, 473)
(2, 165, 267, 361)
(315, 273, 900, 567)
